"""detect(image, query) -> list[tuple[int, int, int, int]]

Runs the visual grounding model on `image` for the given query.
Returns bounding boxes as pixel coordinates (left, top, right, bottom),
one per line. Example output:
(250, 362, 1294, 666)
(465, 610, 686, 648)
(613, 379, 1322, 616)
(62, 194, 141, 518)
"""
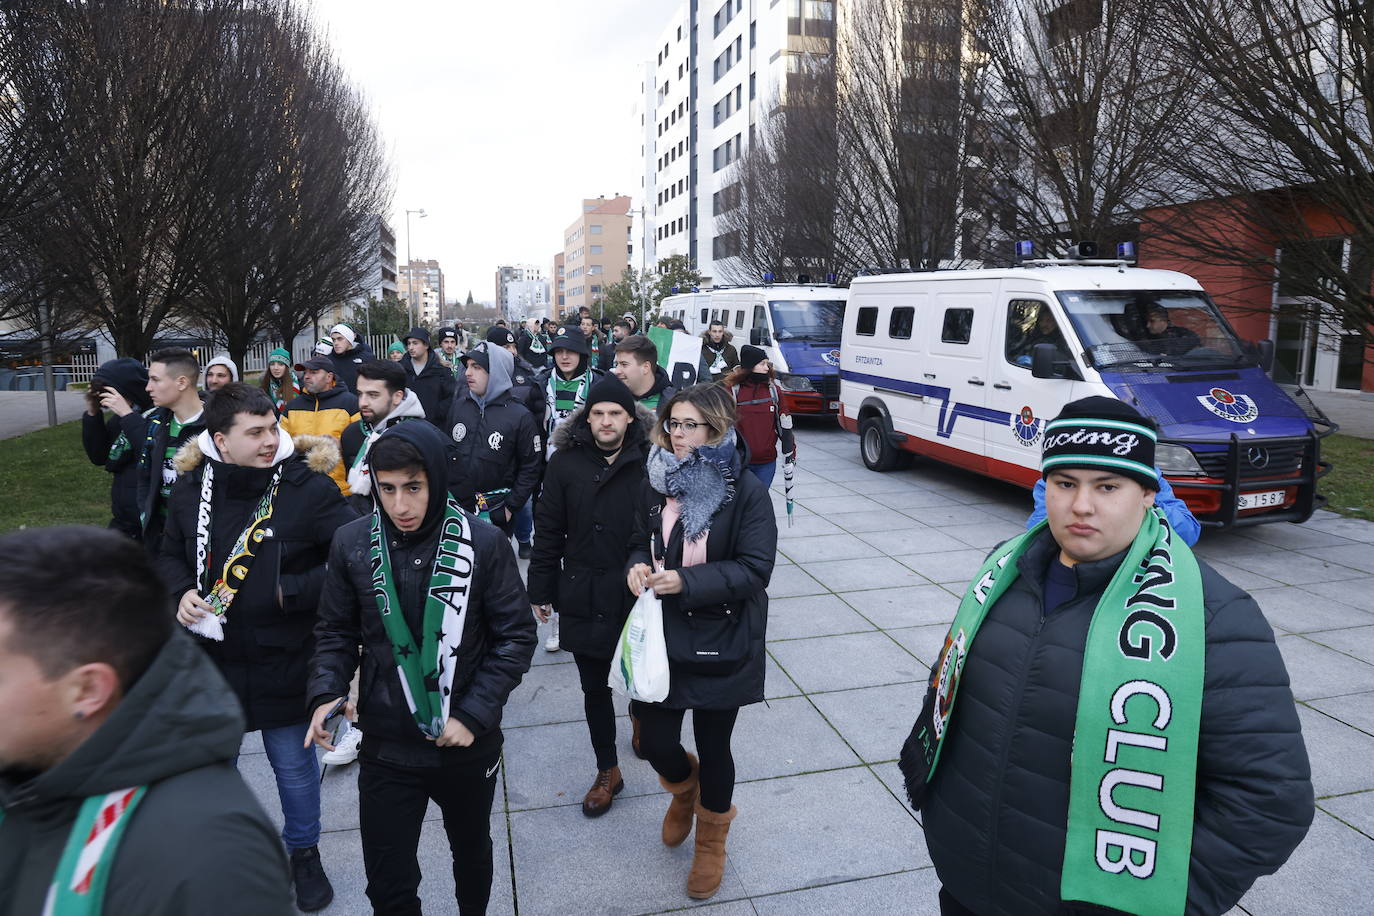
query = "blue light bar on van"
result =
(1015, 241, 1034, 260)
(1117, 241, 1137, 260)
(692, 286, 700, 292)
(826, 273, 837, 284)
(762, 272, 775, 283)
(670, 286, 679, 294)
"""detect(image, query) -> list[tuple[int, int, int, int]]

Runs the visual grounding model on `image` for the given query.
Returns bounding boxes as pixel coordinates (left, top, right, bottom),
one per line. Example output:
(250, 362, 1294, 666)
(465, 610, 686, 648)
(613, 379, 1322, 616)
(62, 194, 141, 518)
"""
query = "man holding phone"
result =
(308, 420, 535, 914)
(82, 358, 154, 539)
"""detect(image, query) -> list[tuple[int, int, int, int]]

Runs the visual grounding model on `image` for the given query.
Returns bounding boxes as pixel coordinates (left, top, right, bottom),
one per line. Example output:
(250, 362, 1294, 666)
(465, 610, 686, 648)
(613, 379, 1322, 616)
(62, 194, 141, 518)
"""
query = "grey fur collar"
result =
(647, 430, 739, 542)
(550, 400, 659, 452)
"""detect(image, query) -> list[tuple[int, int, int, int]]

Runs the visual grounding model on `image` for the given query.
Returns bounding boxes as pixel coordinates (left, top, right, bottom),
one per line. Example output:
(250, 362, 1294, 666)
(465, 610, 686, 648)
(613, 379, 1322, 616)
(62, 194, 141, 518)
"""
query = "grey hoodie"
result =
(468, 343, 515, 410)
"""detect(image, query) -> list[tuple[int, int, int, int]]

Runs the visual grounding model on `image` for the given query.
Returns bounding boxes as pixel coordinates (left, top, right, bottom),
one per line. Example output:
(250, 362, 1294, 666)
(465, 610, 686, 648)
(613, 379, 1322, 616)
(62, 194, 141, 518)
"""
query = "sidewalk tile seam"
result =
(1298, 700, 1374, 740)
(1313, 804, 1374, 842)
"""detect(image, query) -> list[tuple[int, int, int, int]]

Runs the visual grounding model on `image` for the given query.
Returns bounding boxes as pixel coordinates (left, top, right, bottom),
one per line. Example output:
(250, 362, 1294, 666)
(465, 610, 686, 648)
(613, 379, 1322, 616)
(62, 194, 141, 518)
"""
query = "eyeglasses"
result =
(663, 419, 713, 434)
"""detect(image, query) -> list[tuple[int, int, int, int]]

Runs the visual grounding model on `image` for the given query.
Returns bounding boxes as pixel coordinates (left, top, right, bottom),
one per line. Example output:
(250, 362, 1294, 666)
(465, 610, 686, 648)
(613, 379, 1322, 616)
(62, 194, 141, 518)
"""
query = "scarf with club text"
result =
(188, 460, 283, 641)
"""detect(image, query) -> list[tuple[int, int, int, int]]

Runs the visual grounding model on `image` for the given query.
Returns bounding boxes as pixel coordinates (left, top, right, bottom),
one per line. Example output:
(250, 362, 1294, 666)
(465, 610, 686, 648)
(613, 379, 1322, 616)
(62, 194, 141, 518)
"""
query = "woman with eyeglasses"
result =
(625, 383, 777, 901)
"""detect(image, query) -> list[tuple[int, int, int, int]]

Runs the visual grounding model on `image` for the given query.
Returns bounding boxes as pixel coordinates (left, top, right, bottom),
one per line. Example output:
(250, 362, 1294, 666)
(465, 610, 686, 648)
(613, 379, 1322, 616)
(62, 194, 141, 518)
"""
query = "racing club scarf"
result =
(369, 496, 476, 738)
(901, 509, 1204, 915)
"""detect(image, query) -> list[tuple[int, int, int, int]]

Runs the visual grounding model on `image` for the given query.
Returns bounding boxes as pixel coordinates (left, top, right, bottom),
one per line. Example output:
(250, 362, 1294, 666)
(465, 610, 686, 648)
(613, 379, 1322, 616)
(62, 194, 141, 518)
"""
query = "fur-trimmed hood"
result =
(174, 428, 339, 476)
(700, 330, 735, 345)
(550, 400, 658, 452)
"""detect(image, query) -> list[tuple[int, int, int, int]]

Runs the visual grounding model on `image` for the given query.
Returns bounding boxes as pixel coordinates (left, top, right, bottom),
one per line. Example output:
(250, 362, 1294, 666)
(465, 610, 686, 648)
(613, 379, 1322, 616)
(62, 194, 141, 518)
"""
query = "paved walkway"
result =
(1309, 389, 1374, 439)
(0, 391, 88, 439)
(239, 423, 1374, 915)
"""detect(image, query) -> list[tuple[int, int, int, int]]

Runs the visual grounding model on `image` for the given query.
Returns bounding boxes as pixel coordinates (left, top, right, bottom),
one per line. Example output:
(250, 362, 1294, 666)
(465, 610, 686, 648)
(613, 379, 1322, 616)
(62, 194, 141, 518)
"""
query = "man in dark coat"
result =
(528, 376, 653, 817)
(910, 397, 1313, 916)
(326, 323, 375, 392)
(699, 320, 740, 381)
(82, 357, 153, 538)
(486, 325, 546, 558)
(307, 420, 536, 915)
(0, 526, 293, 915)
(401, 326, 458, 425)
(132, 347, 208, 552)
(157, 383, 357, 912)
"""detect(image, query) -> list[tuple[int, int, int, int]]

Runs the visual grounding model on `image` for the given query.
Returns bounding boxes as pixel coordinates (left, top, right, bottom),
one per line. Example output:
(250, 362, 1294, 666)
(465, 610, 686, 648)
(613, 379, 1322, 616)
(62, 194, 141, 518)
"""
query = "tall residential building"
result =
(399, 258, 445, 326)
(552, 252, 566, 313)
(495, 265, 550, 321)
(337, 215, 400, 330)
(561, 195, 632, 317)
(634, 1, 837, 286)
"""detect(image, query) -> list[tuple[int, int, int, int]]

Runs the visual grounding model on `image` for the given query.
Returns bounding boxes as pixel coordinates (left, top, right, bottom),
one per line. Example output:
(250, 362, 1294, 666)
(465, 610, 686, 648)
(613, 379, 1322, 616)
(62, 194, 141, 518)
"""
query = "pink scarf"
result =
(662, 497, 708, 568)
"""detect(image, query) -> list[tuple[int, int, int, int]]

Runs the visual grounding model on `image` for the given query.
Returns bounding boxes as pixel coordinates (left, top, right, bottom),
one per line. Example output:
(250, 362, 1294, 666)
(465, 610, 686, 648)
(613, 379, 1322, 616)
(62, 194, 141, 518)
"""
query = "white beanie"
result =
(204, 354, 239, 381)
(330, 324, 358, 346)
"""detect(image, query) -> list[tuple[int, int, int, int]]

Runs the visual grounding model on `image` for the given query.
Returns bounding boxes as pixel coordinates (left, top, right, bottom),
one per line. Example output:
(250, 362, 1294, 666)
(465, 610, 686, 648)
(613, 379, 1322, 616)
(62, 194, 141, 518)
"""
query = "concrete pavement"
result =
(238, 422, 1374, 915)
(0, 391, 88, 439)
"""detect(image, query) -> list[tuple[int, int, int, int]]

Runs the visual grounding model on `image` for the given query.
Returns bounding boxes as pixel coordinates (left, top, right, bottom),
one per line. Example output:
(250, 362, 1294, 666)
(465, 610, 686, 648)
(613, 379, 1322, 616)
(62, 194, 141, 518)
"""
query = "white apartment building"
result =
(635, 1, 836, 286)
(495, 264, 550, 322)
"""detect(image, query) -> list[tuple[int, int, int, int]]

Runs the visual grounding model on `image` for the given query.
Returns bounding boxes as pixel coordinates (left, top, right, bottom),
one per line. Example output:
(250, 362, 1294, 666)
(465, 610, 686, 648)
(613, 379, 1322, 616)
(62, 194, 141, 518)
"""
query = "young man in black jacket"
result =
(81, 357, 153, 539)
(528, 376, 653, 817)
(158, 383, 357, 912)
(444, 342, 542, 536)
(402, 326, 458, 425)
(132, 347, 208, 552)
(306, 420, 536, 915)
(612, 334, 676, 410)
(486, 325, 547, 558)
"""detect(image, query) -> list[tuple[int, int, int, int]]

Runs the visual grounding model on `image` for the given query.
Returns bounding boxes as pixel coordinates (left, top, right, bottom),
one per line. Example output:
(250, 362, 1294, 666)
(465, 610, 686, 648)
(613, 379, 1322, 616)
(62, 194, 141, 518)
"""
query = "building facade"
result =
(495, 265, 550, 322)
(552, 252, 566, 313)
(398, 258, 445, 327)
(561, 195, 632, 318)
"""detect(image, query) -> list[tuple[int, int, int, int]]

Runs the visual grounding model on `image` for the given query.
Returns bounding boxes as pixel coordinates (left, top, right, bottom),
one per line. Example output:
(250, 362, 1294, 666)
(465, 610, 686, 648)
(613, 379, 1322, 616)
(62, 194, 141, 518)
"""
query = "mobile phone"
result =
(322, 697, 347, 726)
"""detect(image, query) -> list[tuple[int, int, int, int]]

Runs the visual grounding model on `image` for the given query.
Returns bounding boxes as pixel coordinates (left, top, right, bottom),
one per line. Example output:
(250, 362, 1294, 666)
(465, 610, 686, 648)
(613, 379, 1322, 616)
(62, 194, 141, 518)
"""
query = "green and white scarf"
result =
(544, 371, 591, 453)
(369, 497, 476, 738)
(913, 509, 1204, 915)
(0, 786, 147, 916)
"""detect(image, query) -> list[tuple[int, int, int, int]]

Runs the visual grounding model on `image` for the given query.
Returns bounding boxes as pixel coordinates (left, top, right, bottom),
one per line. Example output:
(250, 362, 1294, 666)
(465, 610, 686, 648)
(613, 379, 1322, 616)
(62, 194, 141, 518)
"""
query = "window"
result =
(889, 307, 915, 339)
(590, 225, 603, 235)
(735, 309, 745, 329)
(941, 308, 973, 344)
(856, 307, 878, 336)
(750, 72, 756, 99)
(701, 308, 709, 323)
(753, 305, 768, 330)
(590, 245, 602, 255)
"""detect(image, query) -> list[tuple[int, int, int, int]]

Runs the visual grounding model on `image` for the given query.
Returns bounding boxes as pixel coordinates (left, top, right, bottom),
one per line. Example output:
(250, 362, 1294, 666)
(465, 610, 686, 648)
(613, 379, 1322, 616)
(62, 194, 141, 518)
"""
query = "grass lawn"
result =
(0, 420, 110, 531)
(1322, 433, 1374, 522)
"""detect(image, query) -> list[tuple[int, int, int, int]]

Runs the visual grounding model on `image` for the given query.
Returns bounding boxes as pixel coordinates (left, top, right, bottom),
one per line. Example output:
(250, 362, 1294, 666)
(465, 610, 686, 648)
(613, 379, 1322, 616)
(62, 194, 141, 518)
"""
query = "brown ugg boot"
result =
(657, 753, 699, 847)
(687, 802, 737, 899)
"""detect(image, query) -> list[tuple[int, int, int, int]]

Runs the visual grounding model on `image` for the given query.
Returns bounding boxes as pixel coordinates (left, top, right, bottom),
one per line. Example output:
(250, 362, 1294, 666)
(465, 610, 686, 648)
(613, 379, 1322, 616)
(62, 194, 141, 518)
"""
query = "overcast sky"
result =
(315, 0, 668, 306)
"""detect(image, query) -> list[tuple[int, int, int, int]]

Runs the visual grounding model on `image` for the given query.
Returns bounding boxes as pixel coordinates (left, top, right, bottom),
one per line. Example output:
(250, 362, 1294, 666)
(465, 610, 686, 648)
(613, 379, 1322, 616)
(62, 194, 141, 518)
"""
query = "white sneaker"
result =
(544, 614, 560, 652)
(321, 721, 362, 765)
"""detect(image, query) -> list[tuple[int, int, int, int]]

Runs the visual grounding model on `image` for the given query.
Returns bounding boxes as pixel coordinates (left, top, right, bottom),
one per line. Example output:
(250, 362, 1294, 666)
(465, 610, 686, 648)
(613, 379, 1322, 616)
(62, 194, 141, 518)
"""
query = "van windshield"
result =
(769, 300, 847, 341)
(1055, 290, 1253, 370)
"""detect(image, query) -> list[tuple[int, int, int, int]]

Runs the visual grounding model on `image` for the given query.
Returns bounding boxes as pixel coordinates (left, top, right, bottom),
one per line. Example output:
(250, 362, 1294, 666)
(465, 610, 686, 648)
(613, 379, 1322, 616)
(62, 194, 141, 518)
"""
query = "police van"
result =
(838, 261, 1337, 527)
(663, 283, 849, 415)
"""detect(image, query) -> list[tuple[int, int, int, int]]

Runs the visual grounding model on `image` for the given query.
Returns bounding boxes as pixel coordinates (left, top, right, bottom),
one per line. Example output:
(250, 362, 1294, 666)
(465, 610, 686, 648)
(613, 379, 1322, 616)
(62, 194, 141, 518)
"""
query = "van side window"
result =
(941, 308, 973, 344)
(1005, 300, 1067, 368)
(735, 309, 744, 329)
(753, 305, 767, 329)
(889, 307, 915, 340)
(701, 308, 709, 324)
(856, 307, 878, 336)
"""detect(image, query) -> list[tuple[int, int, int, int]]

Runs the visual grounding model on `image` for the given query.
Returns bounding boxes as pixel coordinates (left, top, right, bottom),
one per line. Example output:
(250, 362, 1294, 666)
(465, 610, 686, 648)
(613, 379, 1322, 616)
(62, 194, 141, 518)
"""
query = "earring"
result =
(73, 710, 85, 720)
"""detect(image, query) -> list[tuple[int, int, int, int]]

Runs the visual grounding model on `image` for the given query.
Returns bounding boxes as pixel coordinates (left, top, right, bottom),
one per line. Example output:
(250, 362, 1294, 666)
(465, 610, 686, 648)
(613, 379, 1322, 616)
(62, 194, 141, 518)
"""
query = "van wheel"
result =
(861, 417, 908, 472)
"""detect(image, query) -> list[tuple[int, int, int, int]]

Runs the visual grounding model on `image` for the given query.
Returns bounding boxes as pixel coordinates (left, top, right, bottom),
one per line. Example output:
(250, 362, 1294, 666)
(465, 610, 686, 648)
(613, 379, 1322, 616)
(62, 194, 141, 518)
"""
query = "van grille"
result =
(811, 376, 840, 399)
(1194, 440, 1306, 479)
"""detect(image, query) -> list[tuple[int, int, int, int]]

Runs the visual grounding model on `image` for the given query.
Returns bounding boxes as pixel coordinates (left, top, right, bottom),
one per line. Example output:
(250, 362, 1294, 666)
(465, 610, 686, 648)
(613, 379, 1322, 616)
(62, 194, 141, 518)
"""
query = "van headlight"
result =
(776, 373, 816, 393)
(1155, 443, 1204, 477)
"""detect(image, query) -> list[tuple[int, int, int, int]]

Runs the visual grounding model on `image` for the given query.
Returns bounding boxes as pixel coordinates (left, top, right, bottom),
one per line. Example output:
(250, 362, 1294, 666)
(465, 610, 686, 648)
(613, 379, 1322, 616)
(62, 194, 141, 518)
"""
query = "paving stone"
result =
(766, 563, 828, 597)
(240, 730, 265, 756)
(766, 594, 876, 641)
(824, 511, 928, 534)
(1305, 517, 1374, 543)
(1319, 789, 1374, 840)
(1238, 810, 1374, 916)
(1301, 576, 1374, 610)
(1250, 586, 1374, 634)
(838, 584, 960, 630)
(941, 521, 1025, 550)
(1296, 705, 1374, 797)
(1199, 558, 1285, 592)
(769, 632, 925, 694)
(502, 660, 587, 728)
(809, 463, 891, 483)
(750, 868, 941, 915)
(1298, 543, 1374, 574)
(1224, 551, 1367, 586)
(805, 555, 930, 592)
(732, 695, 862, 781)
(531, 619, 578, 666)
(870, 760, 913, 807)
(854, 527, 968, 557)
(794, 494, 889, 517)
(845, 475, 928, 494)
(810, 683, 923, 764)
(502, 718, 667, 812)
(887, 625, 953, 667)
(774, 515, 843, 540)
(1277, 635, 1374, 701)
(895, 549, 989, 585)
(1238, 524, 1363, 551)
(874, 488, 960, 511)
(728, 768, 927, 896)
(1307, 690, 1374, 736)
(1306, 625, 1374, 666)
(776, 532, 882, 564)
(765, 650, 803, 699)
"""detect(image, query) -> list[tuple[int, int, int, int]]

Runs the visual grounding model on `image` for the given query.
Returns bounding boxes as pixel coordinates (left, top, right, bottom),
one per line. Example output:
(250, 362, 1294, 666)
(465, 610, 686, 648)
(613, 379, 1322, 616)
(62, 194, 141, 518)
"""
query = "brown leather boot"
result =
(687, 802, 737, 900)
(658, 753, 699, 847)
(581, 766, 624, 818)
(631, 713, 645, 759)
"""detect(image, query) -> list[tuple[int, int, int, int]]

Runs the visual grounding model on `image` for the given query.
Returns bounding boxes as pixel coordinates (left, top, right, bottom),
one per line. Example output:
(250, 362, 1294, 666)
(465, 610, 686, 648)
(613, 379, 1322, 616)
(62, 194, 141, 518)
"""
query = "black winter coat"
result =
(920, 529, 1314, 916)
(511, 354, 546, 433)
(444, 391, 542, 519)
(309, 509, 536, 767)
(128, 401, 207, 547)
(403, 354, 457, 426)
(157, 435, 358, 732)
(326, 340, 375, 392)
(83, 411, 144, 538)
(527, 403, 653, 658)
(626, 449, 777, 710)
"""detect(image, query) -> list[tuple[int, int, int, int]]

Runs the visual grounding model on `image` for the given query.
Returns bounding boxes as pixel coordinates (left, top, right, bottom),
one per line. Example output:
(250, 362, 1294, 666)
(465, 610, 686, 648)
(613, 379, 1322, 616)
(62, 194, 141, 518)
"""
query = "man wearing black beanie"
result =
(527, 374, 654, 817)
(907, 395, 1312, 916)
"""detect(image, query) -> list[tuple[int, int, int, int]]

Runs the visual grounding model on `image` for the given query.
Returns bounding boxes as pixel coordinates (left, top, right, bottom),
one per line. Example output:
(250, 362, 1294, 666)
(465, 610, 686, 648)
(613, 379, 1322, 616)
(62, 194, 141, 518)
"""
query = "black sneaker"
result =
(289, 845, 334, 912)
(518, 541, 532, 559)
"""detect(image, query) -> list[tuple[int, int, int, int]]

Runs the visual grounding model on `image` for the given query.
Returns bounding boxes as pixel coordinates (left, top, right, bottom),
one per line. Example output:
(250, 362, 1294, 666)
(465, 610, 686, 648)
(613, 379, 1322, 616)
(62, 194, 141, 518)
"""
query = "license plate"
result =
(828, 400, 840, 410)
(1238, 489, 1285, 510)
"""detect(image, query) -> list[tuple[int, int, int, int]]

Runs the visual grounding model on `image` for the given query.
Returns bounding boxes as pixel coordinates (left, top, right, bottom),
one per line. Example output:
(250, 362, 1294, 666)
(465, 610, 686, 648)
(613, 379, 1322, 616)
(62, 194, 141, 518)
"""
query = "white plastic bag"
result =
(608, 588, 670, 703)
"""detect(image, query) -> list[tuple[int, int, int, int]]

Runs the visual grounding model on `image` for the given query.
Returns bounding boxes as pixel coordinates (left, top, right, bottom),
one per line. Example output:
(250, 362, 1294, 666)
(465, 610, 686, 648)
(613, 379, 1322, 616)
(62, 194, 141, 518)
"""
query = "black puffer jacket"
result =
(326, 340, 375, 392)
(444, 356, 542, 524)
(626, 435, 777, 710)
(527, 402, 654, 658)
(919, 529, 1314, 916)
(81, 358, 152, 538)
(308, 421, 536, 767)
(403, 353, 457, 426)
(156, 433, 358, 732)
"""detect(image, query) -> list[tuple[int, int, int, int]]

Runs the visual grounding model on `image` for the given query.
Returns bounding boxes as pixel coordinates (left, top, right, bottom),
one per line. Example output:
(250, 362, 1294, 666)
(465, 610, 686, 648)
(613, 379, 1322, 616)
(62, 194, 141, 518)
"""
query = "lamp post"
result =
(404, 208, 427, 329)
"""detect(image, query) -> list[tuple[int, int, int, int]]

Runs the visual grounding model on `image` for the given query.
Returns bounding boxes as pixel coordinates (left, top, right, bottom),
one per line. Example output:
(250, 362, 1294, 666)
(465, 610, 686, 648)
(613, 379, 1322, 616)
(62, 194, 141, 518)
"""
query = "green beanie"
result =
(388, 341, 405, 354)
(267, 347, 291, 367)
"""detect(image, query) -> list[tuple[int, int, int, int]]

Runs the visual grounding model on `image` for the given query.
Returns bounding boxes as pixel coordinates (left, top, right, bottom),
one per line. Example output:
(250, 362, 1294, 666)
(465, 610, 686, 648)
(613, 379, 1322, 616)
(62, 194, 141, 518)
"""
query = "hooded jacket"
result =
(539, 352, 604, 457)
(0, 632, 293, 915)
(626, 433, 777, 709)
(699, 332, 740, 381)
(444, 345, 542, 522)
(325, 339, 375, 392)
(156, 430, 358, 732)
(919, 528, 1314, 916)
(309, 421, 537, 767)
(82, 358, 153, 538)
(402, 351, 457, 426)
(527, 401, 655, 658)
(279, 385, 359, 494)
(341, 389, 428, 499)
(126, 397, 208, 547)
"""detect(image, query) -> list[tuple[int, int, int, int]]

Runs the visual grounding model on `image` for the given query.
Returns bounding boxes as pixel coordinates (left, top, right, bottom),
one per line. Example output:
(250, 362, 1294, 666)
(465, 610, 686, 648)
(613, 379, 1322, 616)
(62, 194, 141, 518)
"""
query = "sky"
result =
(315, 0, 670, 306)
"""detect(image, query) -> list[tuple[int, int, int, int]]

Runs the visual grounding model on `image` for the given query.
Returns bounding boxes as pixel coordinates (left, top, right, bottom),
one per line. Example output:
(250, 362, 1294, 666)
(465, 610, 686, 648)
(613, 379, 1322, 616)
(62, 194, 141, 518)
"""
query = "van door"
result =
(984, 295, 1073, 487)
(924, 292, 992, 473)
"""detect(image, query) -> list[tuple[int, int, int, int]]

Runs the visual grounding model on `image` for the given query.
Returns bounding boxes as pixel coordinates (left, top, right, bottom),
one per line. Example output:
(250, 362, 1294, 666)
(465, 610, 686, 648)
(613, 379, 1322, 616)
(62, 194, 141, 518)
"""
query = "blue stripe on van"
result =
(842, 370, 1013, 439)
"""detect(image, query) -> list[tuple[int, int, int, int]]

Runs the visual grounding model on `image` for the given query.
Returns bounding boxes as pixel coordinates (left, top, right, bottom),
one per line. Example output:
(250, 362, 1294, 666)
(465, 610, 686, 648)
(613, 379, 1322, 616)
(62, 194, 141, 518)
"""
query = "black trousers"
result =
(572, 653, 619, 771)
(633, 703, 740, 813)
(358, 747, 502, 916)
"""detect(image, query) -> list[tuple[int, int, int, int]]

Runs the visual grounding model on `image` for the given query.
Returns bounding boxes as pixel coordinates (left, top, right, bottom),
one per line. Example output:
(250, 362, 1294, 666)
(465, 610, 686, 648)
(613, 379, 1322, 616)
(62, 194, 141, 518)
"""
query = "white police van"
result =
(663, 282, 849, 415)
(838, 260, 1337, 527)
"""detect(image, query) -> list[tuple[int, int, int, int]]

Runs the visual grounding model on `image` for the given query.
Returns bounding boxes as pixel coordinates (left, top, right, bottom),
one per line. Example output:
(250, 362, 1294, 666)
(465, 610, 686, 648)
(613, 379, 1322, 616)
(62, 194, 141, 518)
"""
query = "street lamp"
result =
(405, 208, 427, 329)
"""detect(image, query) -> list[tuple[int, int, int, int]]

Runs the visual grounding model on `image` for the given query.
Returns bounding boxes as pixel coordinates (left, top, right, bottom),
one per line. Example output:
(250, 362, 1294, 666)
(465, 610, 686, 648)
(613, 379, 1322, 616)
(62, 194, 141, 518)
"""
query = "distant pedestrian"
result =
(82, 357, 153, 539)
(699, 320, 740, 382)
(401, 326, 457, 425)
(720, 346, 795, 489)
(518, 318, 547, 368)
(0, 526, 293, 915)
(204, 354, 239, 392)
(326, 323, 375, 392)
(903, 396, 1312, 916)
(540, 326, 602, 463)
(625, 384, 777, 900)
(135, 347, 208, 551)
(260, 347, 300, 410)
(280, 356, 359, 495)
(487, 326, 547, 559)
(387, 341, 405, 362)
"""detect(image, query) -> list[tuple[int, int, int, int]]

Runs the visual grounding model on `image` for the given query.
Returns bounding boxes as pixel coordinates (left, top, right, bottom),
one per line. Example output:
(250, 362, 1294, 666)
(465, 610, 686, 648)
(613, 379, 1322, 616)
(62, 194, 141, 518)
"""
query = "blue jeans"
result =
(249, 723, 323, 851)
(513, 500, 533, 544)
(746, 460, 777, 489)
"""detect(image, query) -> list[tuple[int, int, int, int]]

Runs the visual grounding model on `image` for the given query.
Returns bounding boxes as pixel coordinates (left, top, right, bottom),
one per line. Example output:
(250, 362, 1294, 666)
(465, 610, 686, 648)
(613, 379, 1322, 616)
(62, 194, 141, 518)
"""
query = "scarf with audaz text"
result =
(903, 509, 1203, 916)
(369, 496, 476, 738)
(187, 460, 282, 642)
